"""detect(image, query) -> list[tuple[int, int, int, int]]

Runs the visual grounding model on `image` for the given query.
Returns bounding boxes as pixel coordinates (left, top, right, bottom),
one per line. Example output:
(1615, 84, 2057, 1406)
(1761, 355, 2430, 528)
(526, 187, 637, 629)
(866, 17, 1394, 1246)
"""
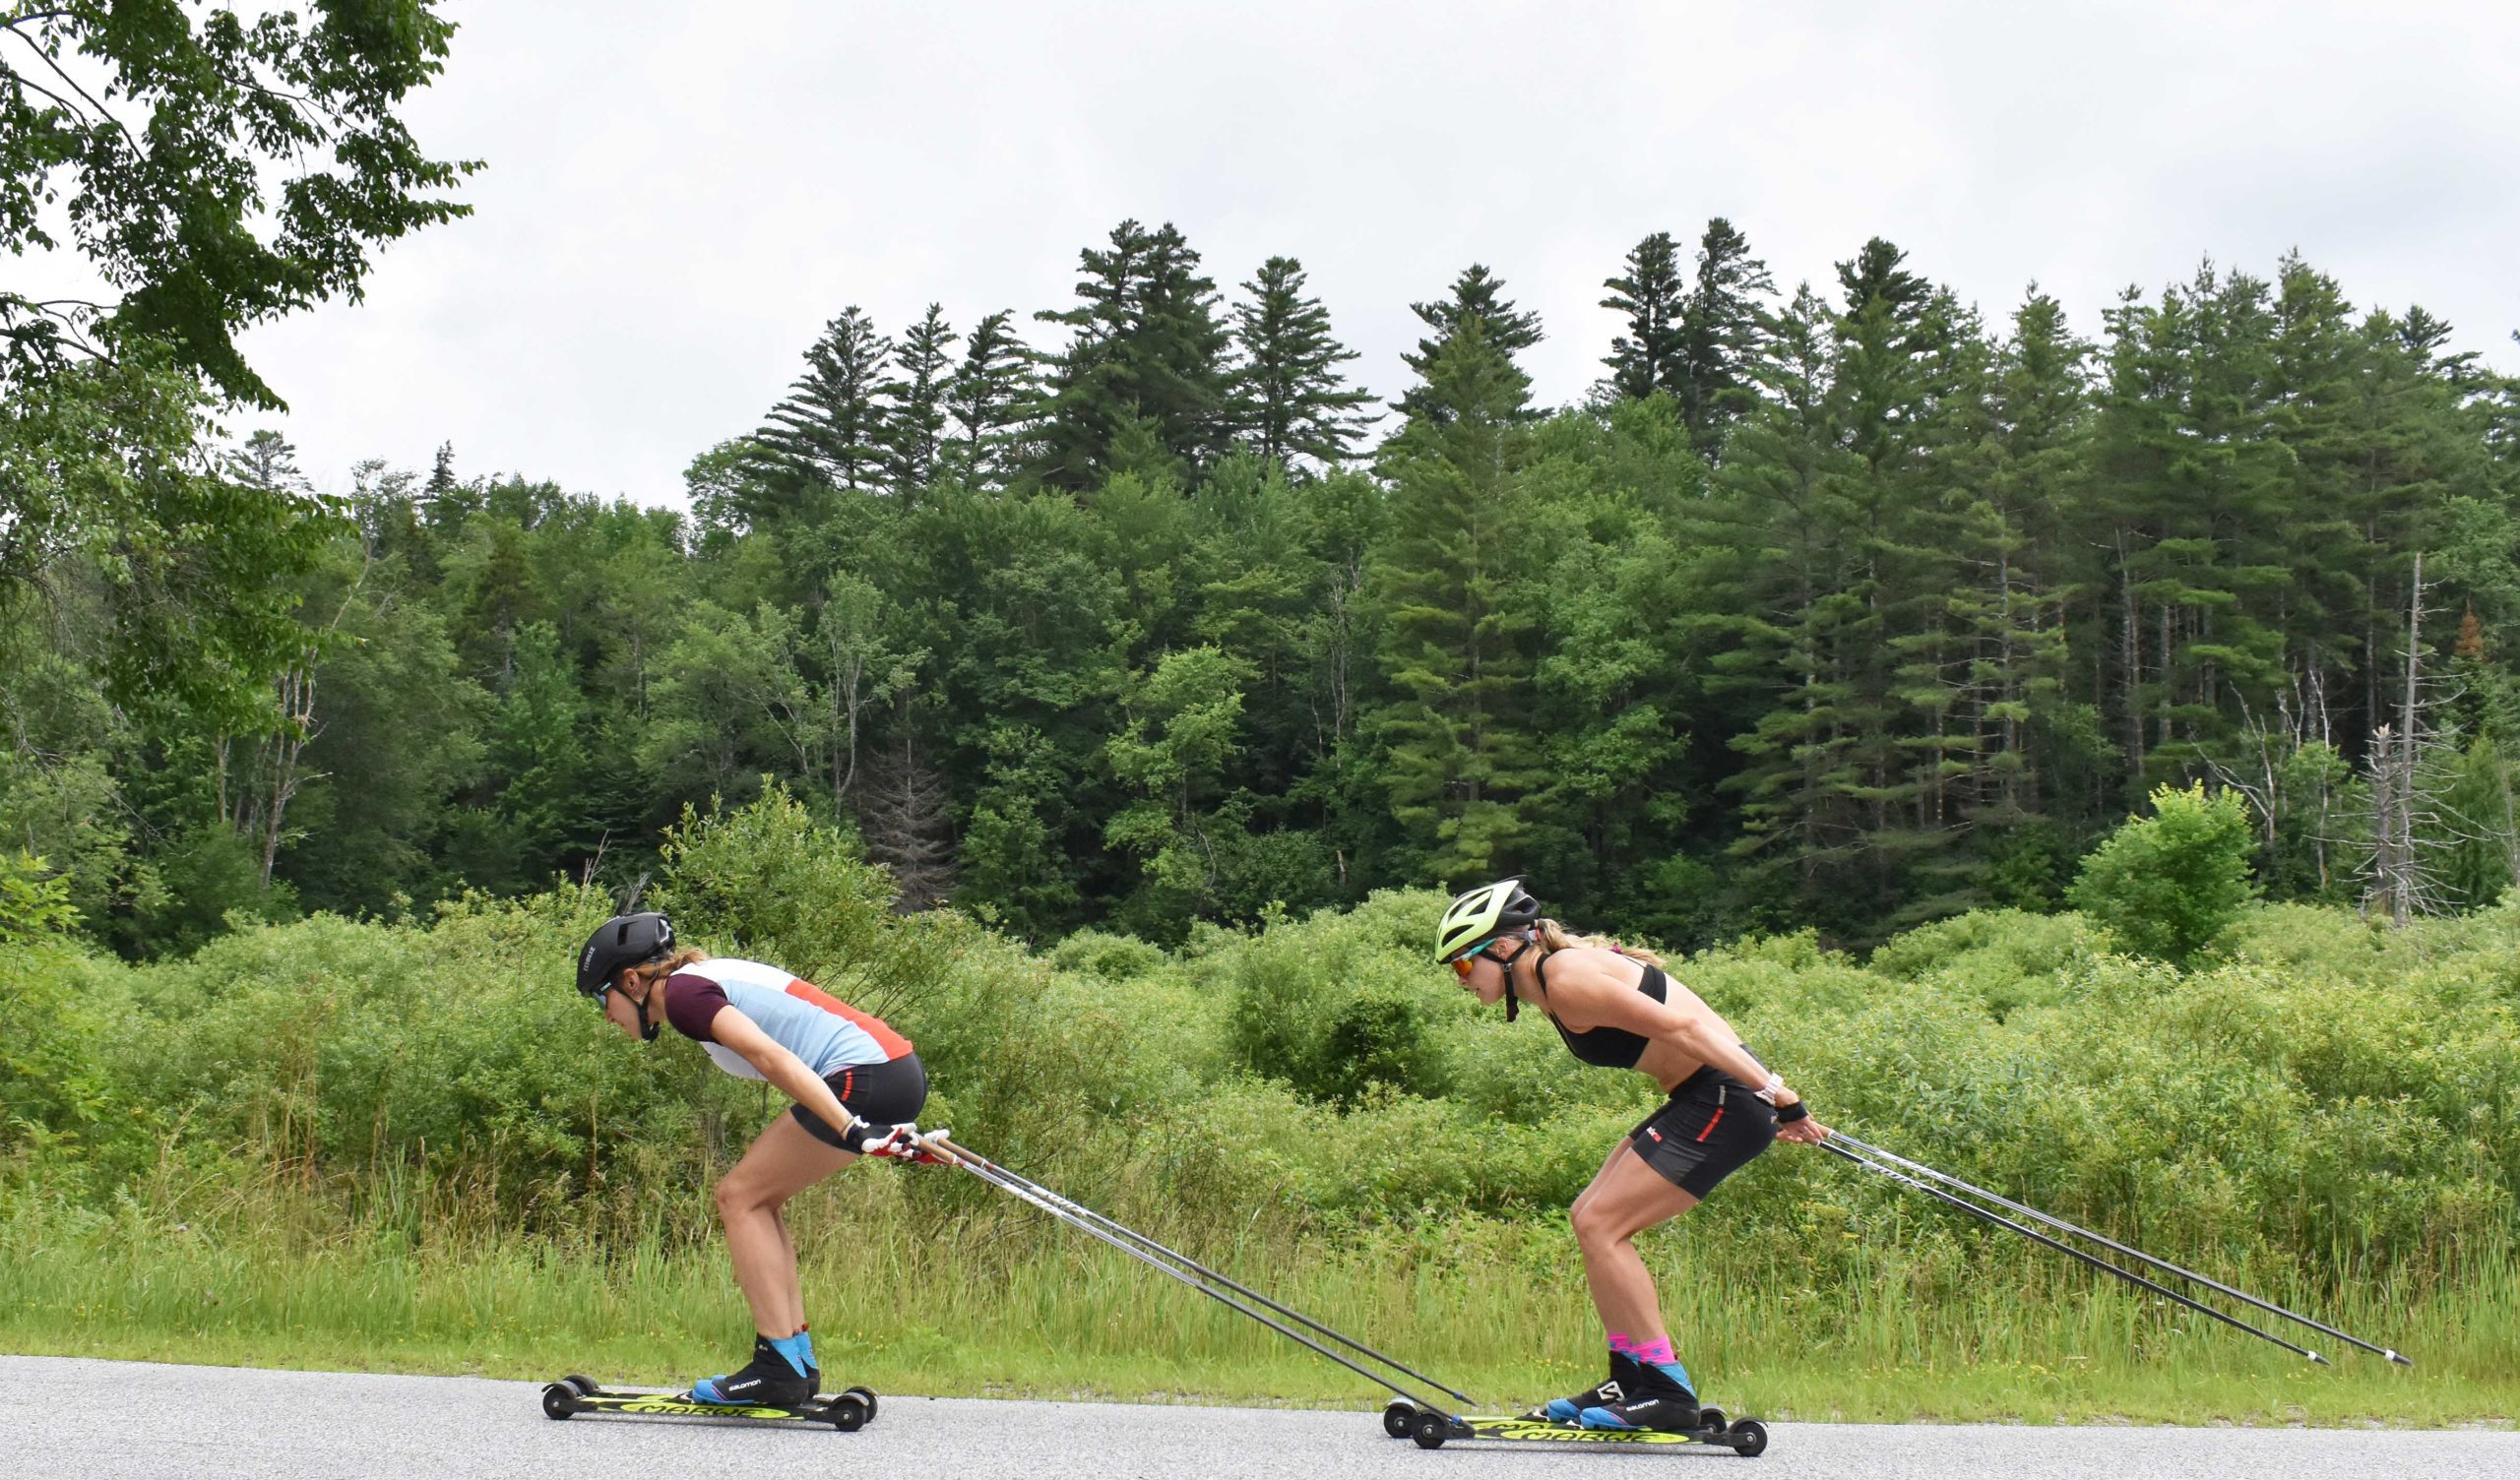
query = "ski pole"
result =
(1831, 1133, 2410, 1366)
(924, 1133, 1478, 1406)
(1821, 1140, 2332, 1364)
(917, 1132, 1478, 1414)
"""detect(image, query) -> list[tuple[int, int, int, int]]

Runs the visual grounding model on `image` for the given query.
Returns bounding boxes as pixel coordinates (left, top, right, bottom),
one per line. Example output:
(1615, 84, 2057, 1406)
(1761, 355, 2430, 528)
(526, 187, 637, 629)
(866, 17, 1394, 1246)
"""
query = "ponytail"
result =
(626, 945, 710, 989)
(1533, 918, 1665, 968)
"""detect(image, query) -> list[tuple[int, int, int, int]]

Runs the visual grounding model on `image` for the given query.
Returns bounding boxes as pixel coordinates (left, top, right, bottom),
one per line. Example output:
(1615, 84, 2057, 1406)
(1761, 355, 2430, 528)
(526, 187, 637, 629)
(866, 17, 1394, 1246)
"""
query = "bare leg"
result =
(714, 1113, 855, 1336)
(1568, 1142, 1700, 1341)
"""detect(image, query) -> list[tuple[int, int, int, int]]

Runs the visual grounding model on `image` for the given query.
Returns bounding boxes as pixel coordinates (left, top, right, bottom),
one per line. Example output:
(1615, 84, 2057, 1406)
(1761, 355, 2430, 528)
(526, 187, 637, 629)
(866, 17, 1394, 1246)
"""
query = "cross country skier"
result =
(576, 911, 929, 1406)
(1434, 880, 1830, 1434)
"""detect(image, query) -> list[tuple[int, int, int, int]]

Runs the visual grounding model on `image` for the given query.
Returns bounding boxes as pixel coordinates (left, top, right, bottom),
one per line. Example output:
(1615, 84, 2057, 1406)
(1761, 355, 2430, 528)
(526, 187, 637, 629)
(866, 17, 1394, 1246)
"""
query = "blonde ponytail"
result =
(1534, 918, 1665, 968)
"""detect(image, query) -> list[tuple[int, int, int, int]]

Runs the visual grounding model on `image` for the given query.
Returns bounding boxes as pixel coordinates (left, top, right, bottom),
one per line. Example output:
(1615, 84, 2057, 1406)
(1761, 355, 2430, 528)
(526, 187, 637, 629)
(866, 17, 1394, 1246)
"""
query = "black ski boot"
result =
(1577, 1366, 1702, 1434)
(1530, 1351, 1641, 1424)
(690, 1334, 816, 1406)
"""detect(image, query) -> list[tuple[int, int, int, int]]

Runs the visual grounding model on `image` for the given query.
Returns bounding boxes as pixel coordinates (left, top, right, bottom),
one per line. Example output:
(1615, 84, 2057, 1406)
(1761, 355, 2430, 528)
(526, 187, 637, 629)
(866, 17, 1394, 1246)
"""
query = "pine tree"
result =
(1974, 289, 2091, 835)
(2087, 263, 2292, 789)
(1229, 255, 1376, 469)
(1675, 217, 1778, 452)
(226, 430, 307, 493)
(946, 309, 1037, 486)
(1600, 231, 1687, 402)
(1033, 218, 1232, 487)
(757, 307, 893, 495)
(1397, 265, 1544, 423)
(1713, 284, 1869, 910)
(1369, 318, 1544, 880)
(1133, 222, 1234, 466)
(882, 303, 956, 499)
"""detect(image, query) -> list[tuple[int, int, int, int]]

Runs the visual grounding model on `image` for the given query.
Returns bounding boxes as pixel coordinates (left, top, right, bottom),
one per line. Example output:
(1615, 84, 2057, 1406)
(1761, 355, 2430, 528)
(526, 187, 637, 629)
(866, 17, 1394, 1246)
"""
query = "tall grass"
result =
(5, 1167, 2510, 1423)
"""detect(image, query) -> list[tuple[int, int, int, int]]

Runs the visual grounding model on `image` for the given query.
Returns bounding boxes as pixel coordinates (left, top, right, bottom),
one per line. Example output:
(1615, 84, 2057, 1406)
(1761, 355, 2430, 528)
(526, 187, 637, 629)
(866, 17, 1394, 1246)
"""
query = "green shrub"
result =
(6, 832, 2512, 1308)
(2068, 782, 2259, 964)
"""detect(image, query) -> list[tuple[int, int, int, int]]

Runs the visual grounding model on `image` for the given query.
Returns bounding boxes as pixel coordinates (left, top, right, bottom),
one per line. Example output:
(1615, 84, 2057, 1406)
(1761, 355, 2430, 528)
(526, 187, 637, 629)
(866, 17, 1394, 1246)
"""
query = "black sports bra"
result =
(1535, 953, 1666, 1070)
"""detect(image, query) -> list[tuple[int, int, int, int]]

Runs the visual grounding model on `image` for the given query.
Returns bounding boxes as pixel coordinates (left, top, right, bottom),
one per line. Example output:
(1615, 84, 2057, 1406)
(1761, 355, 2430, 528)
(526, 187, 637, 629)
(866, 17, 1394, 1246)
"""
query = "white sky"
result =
(201, 1, 2520, 504)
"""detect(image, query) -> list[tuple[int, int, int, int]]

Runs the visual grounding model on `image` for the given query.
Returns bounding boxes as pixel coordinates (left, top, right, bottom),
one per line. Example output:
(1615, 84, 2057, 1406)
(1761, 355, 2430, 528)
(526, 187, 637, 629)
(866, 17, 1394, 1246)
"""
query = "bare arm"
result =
(1549, 952, 1806, 1108)
(710, 1007, 863, 1144)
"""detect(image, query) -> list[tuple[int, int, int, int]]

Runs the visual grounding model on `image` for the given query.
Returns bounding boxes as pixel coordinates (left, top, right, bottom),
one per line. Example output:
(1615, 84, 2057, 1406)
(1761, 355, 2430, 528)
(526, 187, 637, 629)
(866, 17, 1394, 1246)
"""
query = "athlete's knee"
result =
(714, 1173, 773, 1220)
(1570, 1199, 1629, 1253)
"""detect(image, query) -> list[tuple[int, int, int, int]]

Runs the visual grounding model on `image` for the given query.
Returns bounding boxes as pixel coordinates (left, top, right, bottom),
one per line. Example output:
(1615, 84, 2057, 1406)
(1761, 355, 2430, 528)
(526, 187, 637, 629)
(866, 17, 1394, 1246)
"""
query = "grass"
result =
(4, 1174, 2512, 1427)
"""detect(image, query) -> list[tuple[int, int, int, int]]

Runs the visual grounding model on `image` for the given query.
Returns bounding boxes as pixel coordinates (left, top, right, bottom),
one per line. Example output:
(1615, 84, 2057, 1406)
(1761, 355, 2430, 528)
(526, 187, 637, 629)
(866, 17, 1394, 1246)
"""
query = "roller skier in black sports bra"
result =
(1434, 879, 1832, 1434)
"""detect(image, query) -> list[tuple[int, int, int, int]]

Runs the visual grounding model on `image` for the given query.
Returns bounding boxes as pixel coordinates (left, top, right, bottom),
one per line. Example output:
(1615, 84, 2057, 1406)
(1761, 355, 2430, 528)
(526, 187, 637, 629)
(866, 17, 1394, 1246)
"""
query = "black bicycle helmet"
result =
(577, 911, 675, 998)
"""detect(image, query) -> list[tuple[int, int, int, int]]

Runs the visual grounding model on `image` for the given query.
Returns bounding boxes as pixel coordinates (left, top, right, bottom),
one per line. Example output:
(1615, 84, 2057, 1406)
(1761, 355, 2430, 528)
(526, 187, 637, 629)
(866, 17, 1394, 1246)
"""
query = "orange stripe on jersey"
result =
(784, 977, 914, 1060)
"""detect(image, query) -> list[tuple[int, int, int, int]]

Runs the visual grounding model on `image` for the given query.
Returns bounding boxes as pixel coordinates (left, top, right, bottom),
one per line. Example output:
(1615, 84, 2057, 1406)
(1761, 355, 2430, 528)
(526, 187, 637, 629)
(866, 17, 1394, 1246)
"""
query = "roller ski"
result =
(538, 1373, 879, 1431)
(1383, 1397, 1769, 1455)
(541, 1328, 876, 1429)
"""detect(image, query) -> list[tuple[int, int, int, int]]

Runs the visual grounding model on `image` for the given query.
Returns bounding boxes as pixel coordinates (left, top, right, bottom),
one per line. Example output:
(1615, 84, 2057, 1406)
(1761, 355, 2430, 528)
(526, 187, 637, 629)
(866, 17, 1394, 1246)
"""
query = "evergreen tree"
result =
(1370, 318, 1544, 880)
(1676, 217, 1779, 452)
(1033, 219, 1232, 486)
(946, 309, 1037, 486)
(757, 307, 893, 496)
(1713, 283, 1869, 920)
(882, 304, 957, 499)
(227, 431, 308, 494)
(1398, 265, 1544, 423)
(1600, 231, 1687, 402)
(1229, 256, 1376, 469)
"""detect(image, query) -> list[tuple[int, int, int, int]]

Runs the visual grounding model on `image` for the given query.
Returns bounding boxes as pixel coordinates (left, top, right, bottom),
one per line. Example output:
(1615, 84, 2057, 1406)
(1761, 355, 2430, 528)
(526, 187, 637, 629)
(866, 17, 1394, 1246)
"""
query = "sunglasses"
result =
(1449, 938, 1501, 980)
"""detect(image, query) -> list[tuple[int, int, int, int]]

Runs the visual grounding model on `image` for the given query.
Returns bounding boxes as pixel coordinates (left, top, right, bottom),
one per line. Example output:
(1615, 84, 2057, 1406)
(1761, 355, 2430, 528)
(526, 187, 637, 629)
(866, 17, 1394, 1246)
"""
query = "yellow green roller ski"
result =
(538, 1375, 877, 1431)
(1381, 1399, 1769, 1455)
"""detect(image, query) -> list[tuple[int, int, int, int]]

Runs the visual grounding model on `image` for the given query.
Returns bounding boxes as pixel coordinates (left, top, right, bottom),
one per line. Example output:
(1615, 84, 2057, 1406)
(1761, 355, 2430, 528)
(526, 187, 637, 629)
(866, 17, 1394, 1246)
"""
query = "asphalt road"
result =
(3, 1356, 2511, 1480)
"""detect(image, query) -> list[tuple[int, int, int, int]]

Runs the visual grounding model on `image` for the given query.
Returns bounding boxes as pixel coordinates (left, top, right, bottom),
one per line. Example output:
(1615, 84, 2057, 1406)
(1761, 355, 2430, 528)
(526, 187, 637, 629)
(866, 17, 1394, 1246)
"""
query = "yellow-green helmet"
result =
(1435, 879, 1542, 962)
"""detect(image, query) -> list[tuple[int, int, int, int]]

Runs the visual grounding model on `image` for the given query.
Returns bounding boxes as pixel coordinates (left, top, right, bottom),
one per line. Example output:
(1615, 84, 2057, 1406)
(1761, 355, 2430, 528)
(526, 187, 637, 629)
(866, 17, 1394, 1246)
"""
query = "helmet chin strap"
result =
(624, 974, 662, 1042)
(1493, 934, 1536, 1022)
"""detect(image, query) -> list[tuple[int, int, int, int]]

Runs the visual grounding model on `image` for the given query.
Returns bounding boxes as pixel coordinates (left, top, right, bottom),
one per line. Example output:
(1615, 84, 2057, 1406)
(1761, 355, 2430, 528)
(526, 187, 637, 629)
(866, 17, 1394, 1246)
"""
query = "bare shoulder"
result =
(1544, 946, 1644, 995)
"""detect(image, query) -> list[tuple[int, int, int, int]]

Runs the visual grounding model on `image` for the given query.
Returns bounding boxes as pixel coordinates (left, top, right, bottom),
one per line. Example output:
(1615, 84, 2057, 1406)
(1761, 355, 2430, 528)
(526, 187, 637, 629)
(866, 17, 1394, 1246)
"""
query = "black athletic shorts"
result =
(791, 1053, 929, 1151)
(1625, 1065, 1778, 1198)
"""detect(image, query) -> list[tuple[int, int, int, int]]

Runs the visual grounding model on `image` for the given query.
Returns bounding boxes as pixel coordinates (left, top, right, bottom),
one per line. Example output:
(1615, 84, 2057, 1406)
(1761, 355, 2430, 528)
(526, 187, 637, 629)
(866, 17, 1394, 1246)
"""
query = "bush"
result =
(8, 834, 2513, 1292)
(2068, 782, 2258, 964)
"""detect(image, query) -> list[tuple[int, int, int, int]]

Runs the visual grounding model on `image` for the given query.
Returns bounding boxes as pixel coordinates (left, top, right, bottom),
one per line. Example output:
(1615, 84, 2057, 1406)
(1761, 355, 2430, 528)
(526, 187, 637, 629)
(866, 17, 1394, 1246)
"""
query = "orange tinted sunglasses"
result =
(1449, 938, 1499, 979)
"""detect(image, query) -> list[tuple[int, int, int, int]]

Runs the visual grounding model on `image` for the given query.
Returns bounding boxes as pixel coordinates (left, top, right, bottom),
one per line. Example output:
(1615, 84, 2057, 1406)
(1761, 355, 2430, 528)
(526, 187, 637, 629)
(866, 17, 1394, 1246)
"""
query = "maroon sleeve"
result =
(662, 972, 729, 1042)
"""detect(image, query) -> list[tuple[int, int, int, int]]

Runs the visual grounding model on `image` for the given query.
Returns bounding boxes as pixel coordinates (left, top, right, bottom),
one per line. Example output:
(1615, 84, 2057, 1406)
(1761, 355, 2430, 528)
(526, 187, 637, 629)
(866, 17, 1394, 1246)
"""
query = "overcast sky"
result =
(208, 2, 2520, 504)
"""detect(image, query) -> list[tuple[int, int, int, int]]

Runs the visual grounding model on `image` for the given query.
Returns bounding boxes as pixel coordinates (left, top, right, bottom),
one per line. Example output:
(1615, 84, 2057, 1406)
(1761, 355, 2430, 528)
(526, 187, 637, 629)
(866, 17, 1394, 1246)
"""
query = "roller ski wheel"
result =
(1382, 1399, 1418, 1439)
(1695, 1405, 1726, 1433)
(826, 1392, 869, 1432)
(540, 1382, 579, 1420)
(1727, 1418, 1769, 1457)
(843, 1385, 879, 1422)
(1411, 1410, 1453, 1449)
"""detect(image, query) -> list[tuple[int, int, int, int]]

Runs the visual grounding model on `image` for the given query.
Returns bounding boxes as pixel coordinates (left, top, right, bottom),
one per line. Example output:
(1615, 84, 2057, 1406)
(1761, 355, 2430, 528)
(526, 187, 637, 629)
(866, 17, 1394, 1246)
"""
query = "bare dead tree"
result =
(2357, 553, 2490, 925)
(853, 698, 956, 911)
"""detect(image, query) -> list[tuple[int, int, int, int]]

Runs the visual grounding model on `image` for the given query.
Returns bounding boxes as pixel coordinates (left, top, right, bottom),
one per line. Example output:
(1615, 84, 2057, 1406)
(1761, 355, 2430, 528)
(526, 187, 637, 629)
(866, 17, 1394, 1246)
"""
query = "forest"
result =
(10, 213, 2520, 959)
(8, 4, 2520, 1420)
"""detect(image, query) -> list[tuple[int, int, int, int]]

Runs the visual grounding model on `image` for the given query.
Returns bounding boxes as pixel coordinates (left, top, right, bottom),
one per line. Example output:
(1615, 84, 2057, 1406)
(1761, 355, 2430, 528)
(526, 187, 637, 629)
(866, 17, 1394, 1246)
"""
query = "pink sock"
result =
(1606, 1331, 1638, 1357)
(1632, 1335, 1676, 1366)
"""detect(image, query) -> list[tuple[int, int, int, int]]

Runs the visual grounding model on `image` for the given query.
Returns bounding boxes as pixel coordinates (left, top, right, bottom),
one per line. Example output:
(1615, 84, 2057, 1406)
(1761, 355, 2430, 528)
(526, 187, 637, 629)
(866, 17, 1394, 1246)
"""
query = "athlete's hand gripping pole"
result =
(914, 1130, 1479, 1413)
